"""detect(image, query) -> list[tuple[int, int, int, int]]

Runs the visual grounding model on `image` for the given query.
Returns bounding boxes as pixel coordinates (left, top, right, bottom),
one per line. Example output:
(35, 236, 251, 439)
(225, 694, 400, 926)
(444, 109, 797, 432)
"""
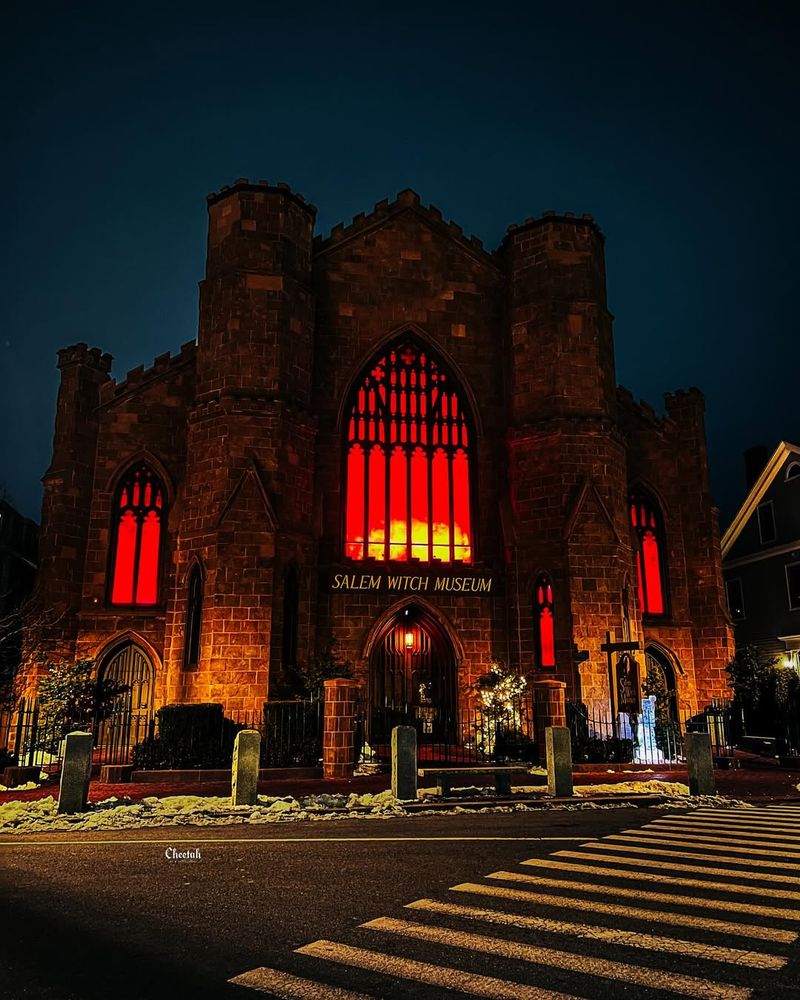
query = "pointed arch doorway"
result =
(368, 606, 457, 743)
(95, 642, 155, 762)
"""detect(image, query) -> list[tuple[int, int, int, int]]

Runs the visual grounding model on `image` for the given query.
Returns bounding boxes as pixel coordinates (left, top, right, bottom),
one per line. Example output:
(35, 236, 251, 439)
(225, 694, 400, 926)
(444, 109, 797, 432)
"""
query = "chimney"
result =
(744, 445, 769, 491)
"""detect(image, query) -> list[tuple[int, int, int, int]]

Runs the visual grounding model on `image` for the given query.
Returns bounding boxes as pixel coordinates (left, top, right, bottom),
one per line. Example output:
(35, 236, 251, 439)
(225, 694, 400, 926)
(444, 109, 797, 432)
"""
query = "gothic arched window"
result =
(109, 463, 165, 605)
(534, 573, 556, 668)
(344, 338, 474, 563)
(629, 488, 668, 617)
(183, 564, 203, 669)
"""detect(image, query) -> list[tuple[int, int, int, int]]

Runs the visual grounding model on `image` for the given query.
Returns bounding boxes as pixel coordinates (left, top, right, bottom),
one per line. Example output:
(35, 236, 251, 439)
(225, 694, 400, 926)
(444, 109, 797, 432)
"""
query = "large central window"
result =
(344, 338, 473, 563)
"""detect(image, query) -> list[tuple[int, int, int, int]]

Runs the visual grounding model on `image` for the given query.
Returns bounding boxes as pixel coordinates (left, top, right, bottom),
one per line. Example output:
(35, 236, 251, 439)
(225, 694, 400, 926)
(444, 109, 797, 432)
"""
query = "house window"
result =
(786, 564, 800, 611)
(786, 462, 800, 482)
(534, 574, 556, 668)
(726, 578, 745, 621)
(757, 502, 776, 544)
(344, 337, 473, 563)
(183, 564, 203, 669)
(109, 463, 165, 605)
(629, 488, 669, 617)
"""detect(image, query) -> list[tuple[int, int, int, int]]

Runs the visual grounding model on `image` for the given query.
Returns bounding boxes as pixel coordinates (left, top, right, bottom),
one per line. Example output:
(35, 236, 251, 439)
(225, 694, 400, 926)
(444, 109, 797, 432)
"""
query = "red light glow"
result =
(110, 464, 164, 605)
(630, 491, 666, 616)
(534, 575, 556, 668)
(344, 341, 472, 563)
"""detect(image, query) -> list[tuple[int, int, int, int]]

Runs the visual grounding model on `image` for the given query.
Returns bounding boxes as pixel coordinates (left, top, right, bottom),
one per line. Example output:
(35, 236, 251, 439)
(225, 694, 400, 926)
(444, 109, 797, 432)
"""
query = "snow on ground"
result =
(0, 779, 743, 836)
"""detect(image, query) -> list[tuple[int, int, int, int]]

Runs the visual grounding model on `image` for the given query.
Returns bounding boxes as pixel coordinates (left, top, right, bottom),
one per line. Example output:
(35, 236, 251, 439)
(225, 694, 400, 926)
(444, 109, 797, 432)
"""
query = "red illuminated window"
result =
(534, 574, 556, 668)
(344, 338, 473, 563)
(629, 488, 668, 617)
(109, 463, 165, 606)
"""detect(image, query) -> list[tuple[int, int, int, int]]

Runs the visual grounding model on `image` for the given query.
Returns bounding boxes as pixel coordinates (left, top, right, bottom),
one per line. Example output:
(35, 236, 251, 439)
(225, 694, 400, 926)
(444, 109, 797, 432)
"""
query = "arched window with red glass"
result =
(109, 463, 166, 606)
(534, 573, 556, 669)
(629, 487, 669, 617)
(343, 337, 474, 563)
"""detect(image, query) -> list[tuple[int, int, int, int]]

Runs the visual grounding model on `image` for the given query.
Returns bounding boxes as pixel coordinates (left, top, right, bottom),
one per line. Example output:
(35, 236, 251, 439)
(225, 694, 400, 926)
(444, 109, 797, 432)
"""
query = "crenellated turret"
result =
(34, 344, 112, 665)
(502, 213, 615, 425)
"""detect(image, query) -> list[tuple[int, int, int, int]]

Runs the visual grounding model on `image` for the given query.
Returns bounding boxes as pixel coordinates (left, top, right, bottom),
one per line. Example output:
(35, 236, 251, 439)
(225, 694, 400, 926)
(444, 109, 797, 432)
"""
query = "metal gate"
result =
(95, 643, 155, 763)
(369, 614, 456, 743)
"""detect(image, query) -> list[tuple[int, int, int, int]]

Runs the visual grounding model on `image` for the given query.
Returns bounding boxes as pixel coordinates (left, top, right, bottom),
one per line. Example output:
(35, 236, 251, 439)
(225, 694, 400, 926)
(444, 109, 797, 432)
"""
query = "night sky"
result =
(2, 2, 797, 529)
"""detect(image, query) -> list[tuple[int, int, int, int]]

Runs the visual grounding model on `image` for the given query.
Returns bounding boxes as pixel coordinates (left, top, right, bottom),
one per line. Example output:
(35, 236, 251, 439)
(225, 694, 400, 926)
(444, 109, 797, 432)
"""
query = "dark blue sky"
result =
(2, 1, 797, 528)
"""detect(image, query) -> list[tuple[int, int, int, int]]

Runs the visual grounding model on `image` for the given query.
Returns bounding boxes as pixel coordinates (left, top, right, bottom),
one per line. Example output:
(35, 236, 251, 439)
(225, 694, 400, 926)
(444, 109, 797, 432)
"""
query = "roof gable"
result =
(721, 441, 800, 558)
(313, 189, 500, 273)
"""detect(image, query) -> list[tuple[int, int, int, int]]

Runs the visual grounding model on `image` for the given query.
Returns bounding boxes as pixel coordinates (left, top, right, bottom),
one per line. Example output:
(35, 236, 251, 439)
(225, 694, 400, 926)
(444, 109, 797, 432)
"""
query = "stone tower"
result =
(502, 214, 634, 708)
(164, 180, 318, 712)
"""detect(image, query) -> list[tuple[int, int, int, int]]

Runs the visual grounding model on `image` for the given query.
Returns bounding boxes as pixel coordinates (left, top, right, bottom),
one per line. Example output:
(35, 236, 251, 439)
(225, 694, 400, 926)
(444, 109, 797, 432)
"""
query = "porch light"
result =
(404, 629, 415, 651)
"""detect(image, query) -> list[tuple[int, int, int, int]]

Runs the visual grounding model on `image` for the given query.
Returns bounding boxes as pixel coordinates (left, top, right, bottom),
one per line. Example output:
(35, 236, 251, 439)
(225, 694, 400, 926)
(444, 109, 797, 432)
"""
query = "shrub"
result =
(37, 658, 128, 736)
(134, 703, 241, 769)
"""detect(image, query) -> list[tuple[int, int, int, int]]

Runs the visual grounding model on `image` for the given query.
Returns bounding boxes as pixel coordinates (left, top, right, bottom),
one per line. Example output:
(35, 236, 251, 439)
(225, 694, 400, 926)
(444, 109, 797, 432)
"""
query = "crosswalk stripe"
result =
(665, 811, 800, 826)
(295, 939, 580, 1000)
(608, 832, 800, 860)
(450, 881, 798, 942)
(404, 897, 786, 968)
(519, 857, 800, 900)
(552, 850, 800, 883)
(647, 827, 800, 846)
(616, 830, 800, 857)
(653, 819, 800, 838)
(228, 966, 376, 998)
(696, 802, 800, 816)
(486, 870, 800, 918)
(361, 916, 752, 1000)
(660, 816, 800, 832)
(586, 841, 800, 871)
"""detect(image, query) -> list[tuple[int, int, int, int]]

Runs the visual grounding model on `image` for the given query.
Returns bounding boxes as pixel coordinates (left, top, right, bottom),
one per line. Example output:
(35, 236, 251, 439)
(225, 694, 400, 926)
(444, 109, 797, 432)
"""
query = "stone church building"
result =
(23, 178, 734, 732)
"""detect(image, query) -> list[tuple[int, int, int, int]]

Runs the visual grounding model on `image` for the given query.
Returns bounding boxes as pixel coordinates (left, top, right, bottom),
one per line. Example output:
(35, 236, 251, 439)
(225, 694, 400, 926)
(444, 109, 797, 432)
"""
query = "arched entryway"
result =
(98, 643, 155, 713)
(644, 645, 679, 724)
(368, 605, 457, 742)
(95, 643, 155, 760)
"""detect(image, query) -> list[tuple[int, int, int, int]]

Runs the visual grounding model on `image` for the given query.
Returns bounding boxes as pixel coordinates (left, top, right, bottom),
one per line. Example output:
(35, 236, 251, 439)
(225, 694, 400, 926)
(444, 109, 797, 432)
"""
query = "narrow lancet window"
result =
(629, 488, 668, 617)
(534, 574, 556, 668)
(183, 564, 203, 669)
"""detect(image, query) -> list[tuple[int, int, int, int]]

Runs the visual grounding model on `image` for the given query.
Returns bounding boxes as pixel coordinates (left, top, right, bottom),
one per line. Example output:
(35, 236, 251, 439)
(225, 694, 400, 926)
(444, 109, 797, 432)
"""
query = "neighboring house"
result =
(721, 442, 800, 667)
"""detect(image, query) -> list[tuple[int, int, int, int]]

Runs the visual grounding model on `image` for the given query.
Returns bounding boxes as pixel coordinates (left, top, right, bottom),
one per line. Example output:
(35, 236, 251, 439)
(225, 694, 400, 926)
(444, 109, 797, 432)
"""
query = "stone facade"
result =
(22, 179, 734, 721)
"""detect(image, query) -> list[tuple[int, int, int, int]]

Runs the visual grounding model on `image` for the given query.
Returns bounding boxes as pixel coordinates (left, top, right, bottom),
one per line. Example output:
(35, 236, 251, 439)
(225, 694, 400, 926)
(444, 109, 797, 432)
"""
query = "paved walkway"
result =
(2, 761, 798, 806)
(229, 803, 800, 999)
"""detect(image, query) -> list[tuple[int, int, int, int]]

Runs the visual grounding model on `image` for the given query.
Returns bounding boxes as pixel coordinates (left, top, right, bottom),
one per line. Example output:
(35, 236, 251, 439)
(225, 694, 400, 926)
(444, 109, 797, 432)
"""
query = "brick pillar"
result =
(322, 678, 358, 779)
(531, 679, 567, 739)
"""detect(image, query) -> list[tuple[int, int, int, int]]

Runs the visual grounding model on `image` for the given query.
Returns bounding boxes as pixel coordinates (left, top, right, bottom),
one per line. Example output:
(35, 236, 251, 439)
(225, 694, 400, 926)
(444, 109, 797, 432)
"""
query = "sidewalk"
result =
(2, 759, 798, 806)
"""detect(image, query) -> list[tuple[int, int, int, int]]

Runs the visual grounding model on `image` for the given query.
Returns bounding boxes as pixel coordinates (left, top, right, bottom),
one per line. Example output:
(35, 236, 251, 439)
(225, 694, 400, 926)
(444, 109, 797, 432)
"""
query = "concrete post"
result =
(391, 725, 417, 800)
(231, 729, 261, 806)
(57, 731, 93, 814)
(685, 732, 716, 796)
(322, 678, 358, 779)
(545, 725, 573, 797)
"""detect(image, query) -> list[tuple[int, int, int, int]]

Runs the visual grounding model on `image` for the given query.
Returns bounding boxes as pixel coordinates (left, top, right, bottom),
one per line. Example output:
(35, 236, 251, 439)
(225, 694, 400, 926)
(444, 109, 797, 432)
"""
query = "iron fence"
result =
(1, 692, 324, 773)
(1, 698, 66, 771)
(567, 698, 734, 767)
(354, 692, 537, 767)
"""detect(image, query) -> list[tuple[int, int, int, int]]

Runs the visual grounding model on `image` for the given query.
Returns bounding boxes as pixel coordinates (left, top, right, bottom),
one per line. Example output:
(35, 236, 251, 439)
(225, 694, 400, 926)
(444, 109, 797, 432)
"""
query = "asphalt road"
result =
(1, 805, 799, 1000)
